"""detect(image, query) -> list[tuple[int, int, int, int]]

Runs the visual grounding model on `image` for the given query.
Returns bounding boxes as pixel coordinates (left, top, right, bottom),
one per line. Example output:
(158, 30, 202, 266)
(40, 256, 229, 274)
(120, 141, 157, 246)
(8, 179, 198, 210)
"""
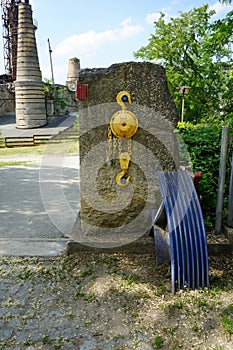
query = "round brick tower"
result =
(14, 1, 47, 128)
(66, 57, 80, 90)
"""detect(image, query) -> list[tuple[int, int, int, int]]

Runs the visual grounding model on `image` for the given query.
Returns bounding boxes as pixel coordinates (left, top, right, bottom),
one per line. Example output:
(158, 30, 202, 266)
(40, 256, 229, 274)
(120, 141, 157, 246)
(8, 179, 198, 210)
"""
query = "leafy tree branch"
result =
(134, 5, 233, 122)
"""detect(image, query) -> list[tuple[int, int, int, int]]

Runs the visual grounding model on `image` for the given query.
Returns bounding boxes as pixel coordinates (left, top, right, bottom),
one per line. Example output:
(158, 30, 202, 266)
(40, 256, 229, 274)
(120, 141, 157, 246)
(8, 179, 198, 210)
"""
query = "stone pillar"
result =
(66, 57, 80, 90)
(72, 61, 179, 248)
(14, 2, 47, 129)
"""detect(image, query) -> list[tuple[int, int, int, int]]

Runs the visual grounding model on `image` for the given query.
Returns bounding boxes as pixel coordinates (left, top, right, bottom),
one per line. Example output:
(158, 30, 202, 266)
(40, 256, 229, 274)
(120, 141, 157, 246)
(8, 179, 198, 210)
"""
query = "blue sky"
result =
(1, 0, 232, 84)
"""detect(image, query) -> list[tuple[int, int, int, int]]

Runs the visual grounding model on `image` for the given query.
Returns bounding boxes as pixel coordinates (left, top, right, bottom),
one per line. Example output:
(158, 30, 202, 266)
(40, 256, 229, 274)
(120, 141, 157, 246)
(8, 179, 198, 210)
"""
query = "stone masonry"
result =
(72, 61, 179, 248)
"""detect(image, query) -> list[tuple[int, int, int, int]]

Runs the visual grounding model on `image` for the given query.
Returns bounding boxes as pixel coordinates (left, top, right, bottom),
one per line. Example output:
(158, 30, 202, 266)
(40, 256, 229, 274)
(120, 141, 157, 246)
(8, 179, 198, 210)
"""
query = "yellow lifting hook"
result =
(116, 152, 131, 187)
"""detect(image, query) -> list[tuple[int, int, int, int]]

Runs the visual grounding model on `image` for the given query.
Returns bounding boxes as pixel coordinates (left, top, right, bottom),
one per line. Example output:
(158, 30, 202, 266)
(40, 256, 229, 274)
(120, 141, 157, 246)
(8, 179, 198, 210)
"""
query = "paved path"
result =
(0, 155, 80, 256)
(0, 114, 76, 137)
(0, 114, 80, 256)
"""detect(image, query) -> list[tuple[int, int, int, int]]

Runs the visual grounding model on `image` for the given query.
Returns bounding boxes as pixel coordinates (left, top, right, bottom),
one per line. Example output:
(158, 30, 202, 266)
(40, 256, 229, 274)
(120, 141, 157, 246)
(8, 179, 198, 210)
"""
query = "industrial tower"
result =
(1, 0, 30, 83)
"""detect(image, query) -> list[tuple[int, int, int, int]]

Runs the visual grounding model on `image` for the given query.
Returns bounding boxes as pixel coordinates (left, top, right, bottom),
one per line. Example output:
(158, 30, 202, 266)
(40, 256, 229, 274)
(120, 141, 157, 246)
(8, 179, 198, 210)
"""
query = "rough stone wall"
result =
(73, 61, 179, 247)
(0, 87, 15, 117)
(0, 84, 78, 122)
(45, 85, 78, 121)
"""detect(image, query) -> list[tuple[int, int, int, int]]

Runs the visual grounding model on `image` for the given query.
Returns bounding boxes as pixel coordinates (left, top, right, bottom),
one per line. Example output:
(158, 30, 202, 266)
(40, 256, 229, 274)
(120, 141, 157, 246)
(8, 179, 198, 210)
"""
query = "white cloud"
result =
(171, 0, 182, 4)
(40, 16, 145, 83)
(210, 1, 233, 18)
(53, 17, 144, 59)
(145, 10, 171, 25)
(145, 12, 161, 24)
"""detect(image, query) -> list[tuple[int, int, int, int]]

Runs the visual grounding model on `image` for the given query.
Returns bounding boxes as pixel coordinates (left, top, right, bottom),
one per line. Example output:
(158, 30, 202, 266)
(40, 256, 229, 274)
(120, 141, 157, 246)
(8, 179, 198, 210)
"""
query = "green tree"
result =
(134, 5, 233, 122)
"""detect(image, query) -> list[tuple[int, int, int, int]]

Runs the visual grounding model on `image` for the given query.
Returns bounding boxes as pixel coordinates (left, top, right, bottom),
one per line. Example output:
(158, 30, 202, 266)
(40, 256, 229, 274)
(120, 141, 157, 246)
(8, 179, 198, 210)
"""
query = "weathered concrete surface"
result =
(0, 161, 79, 238)
(0, 238, 67, 256)
(0, 113, 76, 138)
(0, 113, 78, 256)
(223, 225, 233, 245)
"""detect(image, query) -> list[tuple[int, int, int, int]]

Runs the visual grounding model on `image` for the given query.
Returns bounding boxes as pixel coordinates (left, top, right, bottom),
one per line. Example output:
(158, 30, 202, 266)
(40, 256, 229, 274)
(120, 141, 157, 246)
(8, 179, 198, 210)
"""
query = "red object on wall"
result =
(76, 84, 88, 100)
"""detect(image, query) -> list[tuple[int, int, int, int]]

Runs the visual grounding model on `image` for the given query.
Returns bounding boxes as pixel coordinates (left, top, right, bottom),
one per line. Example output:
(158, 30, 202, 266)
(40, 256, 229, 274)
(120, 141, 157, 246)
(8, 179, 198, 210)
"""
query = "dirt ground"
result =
(1, 144, 233, 349)
(1, 251, 233, 350)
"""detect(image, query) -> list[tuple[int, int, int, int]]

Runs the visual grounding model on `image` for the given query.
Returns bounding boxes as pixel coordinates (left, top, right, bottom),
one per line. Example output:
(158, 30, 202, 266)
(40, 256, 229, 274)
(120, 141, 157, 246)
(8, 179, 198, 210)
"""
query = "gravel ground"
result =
(1, 151, 233, 349)
(1, 251, 233, 350)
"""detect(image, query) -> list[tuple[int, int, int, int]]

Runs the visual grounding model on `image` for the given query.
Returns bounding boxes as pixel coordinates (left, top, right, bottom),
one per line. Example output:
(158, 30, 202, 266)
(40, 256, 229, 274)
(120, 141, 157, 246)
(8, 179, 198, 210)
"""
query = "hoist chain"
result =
(107, 127, 132, 162)
(127, 138, 132, 157)
(108, 126, 112, 160)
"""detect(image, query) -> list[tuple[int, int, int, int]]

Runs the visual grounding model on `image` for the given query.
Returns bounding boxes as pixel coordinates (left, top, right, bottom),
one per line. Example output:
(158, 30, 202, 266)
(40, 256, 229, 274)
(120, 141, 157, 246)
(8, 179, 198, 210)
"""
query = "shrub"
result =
(176, 119, 233, 229)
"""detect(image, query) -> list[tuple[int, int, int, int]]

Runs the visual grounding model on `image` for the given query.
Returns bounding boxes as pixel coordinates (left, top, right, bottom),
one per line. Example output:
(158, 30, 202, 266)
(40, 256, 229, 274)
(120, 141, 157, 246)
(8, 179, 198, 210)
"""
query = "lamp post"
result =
(179, 85, 190, 122)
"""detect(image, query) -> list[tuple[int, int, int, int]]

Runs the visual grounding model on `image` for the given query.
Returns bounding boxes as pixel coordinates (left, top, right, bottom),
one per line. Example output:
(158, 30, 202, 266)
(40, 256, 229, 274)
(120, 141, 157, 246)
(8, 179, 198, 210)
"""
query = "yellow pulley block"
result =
(110, 91, 138, 139)
(110, 109, 138, 139)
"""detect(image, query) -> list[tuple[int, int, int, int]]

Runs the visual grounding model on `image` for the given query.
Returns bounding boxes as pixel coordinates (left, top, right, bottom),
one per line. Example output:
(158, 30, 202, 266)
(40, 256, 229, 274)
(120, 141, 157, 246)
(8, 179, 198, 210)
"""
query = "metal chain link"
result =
(118, 138, 122, 156)
(108, 127, 132, 161)
(108, 126, 112, 160)
(113, 136, 118, 156)
(127, 138, 132, 157)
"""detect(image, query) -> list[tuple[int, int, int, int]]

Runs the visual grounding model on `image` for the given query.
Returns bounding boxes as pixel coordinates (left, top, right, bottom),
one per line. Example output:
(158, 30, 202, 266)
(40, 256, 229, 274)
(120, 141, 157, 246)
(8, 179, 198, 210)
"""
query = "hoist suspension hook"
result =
(116, 152, 131, 187)
(116, 169, 131, 187)
(116, 91, 132, 110)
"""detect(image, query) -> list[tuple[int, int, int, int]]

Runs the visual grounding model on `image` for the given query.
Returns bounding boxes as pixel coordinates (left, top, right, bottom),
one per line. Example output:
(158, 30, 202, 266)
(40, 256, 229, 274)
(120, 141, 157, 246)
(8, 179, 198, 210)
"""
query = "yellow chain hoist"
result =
(108, 91, 138, 187)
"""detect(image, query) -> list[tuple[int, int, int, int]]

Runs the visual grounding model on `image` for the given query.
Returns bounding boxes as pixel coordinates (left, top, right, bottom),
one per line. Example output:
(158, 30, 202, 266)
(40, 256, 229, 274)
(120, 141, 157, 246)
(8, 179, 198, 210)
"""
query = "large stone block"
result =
(72, 61, 179, 248)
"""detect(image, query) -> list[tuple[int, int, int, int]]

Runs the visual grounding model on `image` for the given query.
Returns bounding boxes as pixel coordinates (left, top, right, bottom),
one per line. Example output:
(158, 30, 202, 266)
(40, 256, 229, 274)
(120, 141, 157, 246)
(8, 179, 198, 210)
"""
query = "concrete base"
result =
(208, 243, 232, 255)
(67, 234, 233, 256)
(0, 236, 231, 257)
(223, 225, 233, 245)
(67, 235, 156, 255)
(0, 238, 67, 257)
(16, 119, 47, 129)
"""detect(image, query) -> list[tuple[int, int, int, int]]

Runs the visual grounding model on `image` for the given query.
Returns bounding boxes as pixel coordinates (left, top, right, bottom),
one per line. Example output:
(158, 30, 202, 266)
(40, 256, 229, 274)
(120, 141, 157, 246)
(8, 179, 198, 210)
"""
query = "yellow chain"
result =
(108, 126, 113, 160)
(113, 136, 118, 156)
(108, 125, 132, 163)
(127, 138, 132, 157)
(118, 138, 122, 156)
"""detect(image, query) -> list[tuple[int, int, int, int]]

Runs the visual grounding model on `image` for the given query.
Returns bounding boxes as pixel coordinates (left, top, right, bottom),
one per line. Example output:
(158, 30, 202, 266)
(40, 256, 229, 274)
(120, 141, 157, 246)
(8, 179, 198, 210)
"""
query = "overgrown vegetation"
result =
(134, 3, 233, 228)
(176, 116, 233, 228)
(221, 304, 233, 339)
(44, 78, 67, 111)
(134, 5, 233, 122)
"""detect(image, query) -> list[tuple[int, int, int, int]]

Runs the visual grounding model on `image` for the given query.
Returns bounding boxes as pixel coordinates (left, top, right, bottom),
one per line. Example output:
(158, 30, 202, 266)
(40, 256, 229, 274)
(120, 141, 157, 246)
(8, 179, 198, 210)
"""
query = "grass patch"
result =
(0, 161, 31, 166)
(121, 273, 140, 285)
(221, 304, 233, 338)
(167, 300, 183, 315)
(152, 335, 164, 349)
(0, 141, 79, 156)
(0, 145, 46, 156)
(67, 140, 79, 154)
